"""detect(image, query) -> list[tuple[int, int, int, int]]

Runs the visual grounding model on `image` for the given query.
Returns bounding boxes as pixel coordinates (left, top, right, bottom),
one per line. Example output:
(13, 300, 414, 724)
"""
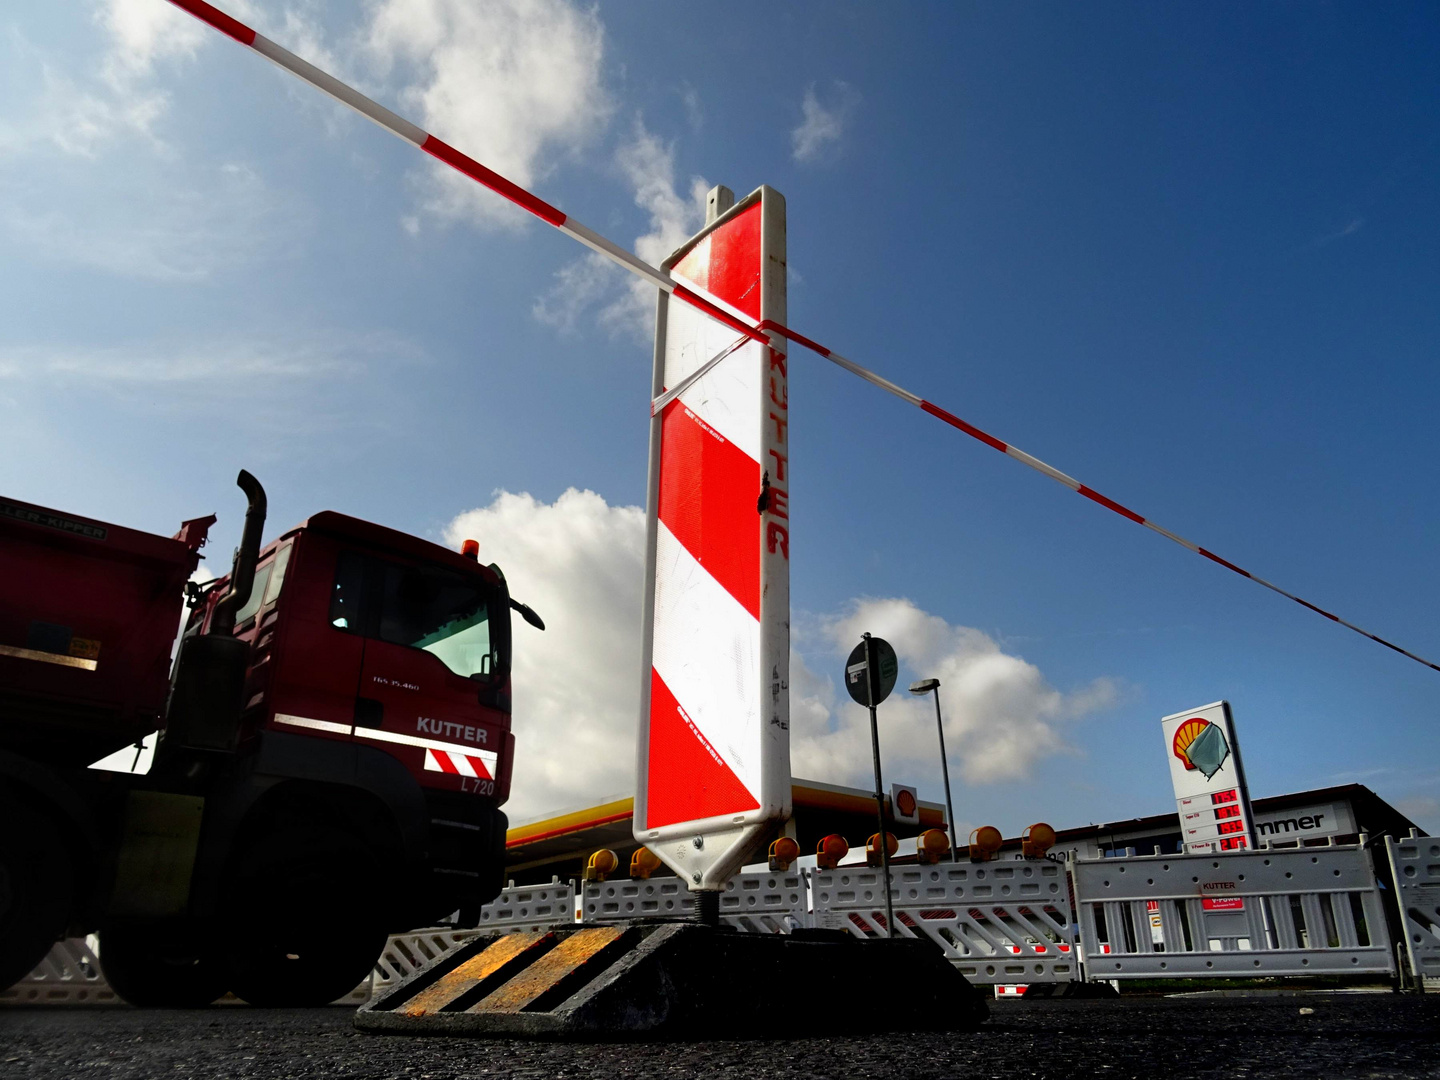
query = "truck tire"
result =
(97, 921, 228, 1007)
(0, 792, 74, 991)
(220, 825, 388, 1007)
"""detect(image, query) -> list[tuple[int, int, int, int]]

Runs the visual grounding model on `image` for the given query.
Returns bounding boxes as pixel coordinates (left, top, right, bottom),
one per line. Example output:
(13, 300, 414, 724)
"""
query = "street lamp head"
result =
(909, 678, 940, 694)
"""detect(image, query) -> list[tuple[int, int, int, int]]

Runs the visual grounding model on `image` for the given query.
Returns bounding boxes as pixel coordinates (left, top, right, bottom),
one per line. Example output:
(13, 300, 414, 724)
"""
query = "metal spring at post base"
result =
(692, 890, 720, 927)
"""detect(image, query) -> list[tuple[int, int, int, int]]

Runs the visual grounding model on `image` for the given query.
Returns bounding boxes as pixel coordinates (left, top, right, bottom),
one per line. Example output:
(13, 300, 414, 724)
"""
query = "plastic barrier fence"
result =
(0, 936, 116, 1006)
(810, 860, 1077, 986)
(1072, 843, 1395, 978)
(475, 879, 577, 934)
(371, 927, 487, 997)
(1384, 834, 1440, 986)
(581, 870, 809, 933)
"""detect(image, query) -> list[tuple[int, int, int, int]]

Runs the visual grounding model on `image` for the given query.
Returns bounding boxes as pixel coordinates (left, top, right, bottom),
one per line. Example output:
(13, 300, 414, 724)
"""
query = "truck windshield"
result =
(330, 552, 499, 679)
(380, 563, 494, 678)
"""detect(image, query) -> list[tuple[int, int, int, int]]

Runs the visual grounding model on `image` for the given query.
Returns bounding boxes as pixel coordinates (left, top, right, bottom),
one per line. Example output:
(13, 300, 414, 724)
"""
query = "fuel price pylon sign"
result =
(1162, 700, 1256, 854)
(634, 187, 791, 889)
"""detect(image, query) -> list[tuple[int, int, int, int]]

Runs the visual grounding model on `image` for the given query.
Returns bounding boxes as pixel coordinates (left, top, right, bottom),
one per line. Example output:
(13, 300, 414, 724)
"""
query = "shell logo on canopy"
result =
(1172, 717, 1231, 781)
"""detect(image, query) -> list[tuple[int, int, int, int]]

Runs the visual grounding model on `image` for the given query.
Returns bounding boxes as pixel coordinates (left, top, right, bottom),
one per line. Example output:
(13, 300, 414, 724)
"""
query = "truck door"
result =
(265, 538, 366, 746)
(349, 557, 503, 796)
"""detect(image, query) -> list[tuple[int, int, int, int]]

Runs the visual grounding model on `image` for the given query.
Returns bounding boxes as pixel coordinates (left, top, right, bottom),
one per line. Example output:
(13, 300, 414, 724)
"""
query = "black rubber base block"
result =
(356, 922, 989, 1040)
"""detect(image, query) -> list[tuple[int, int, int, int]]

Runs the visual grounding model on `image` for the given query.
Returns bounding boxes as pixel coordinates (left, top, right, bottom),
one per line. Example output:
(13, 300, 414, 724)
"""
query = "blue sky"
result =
(3, 1, 1437, 832)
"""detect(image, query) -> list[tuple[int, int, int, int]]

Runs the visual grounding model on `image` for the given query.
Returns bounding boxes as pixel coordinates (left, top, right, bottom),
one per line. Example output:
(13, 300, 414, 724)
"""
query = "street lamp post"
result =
(909, 678, 958, 857)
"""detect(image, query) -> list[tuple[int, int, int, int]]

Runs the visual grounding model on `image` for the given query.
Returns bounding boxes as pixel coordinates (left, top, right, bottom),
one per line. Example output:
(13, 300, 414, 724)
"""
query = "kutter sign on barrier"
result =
(634, 189, 791, 889)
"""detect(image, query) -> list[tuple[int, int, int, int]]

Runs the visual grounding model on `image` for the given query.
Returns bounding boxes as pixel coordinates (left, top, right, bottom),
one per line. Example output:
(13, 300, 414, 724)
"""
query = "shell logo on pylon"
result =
(1172, 717, 1231, 781)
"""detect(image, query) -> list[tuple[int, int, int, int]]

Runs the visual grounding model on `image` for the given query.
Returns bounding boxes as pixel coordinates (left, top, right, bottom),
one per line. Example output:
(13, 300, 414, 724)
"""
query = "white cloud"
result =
(0, 0, 214, 160)
(364, 0, 610, 229)
(441, 493, 1117, 821)
(0, 329, 427, 458)
(533, 120, 708, 341)
(0, 330, 419, 387)
(1310, 217, 1365, 249)
(443, 489, 647, 821)
(0, 158, 292, 281)
(0, 3, 300, 280)
(681, 84, 703, 132)
(4, 1, 619, 280)
(96, 0, 210, 92)
(791, 81, 856, 163)
(792, 598, 1120, 787)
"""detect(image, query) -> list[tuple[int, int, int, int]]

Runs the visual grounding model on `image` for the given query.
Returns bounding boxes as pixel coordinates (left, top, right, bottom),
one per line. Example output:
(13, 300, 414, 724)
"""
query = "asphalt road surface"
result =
(2, 994, 1438, 1079)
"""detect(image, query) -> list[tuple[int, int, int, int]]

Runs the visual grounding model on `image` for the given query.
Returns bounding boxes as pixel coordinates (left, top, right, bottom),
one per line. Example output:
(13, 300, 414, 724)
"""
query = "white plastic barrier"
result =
(810, 859, 1077, 986)
(371, 881, 580, 996)
(475, 879, 577, 934)
(0, 936, 118, 1006)
(1072, 843, 1395, 978)
(1384, 834, 1440, 986)
(371, 927, 486, 997)
(581, 870, 809, 933)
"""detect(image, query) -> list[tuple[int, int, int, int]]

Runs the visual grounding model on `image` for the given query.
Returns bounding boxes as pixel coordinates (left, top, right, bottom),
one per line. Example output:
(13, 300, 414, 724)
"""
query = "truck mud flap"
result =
(355, 923, 988, 1039)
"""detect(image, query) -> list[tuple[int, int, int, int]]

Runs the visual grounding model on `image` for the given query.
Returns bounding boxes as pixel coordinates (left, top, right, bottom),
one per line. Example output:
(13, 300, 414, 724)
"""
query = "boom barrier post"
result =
(863, 633, 896, 939)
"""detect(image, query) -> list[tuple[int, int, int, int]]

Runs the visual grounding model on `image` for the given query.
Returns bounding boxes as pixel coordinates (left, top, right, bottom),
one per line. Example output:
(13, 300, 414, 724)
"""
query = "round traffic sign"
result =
(844, 636, 898, 706)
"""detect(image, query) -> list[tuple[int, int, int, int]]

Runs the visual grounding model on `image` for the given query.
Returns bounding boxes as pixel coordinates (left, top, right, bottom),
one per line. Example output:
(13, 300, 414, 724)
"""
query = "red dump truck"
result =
(0, 472, 541, 1006)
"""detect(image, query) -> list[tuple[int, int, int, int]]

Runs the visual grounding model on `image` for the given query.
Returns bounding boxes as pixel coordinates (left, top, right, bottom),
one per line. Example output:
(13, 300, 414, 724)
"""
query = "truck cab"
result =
(179, 512, 517, 929)
(1, 477, 536, 1007)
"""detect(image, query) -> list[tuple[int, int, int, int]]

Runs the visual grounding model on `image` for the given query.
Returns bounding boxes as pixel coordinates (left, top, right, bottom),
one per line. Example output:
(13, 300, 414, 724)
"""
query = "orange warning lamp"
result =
(584, 848, 619, 882)
(816, 834, 850, 870)
(768, 836, 800, 872)
(1021, 822, 1057, 859)
(917, 828, 951, 865)
(865, 831, 899, 867)
(969, 825, 1003, 862)
(629, 846, 663, 880)
(461, 538, 480, 560)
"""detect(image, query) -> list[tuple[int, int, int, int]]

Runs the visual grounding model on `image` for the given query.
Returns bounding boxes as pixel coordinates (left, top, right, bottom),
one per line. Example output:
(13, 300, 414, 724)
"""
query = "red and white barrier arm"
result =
(166, 0, 1440, 676)
(758, 320, 1440, 674)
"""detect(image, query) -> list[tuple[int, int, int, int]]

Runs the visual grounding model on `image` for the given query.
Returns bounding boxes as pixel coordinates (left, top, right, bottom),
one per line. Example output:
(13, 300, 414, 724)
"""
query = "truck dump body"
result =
(0, 497, 210, 767)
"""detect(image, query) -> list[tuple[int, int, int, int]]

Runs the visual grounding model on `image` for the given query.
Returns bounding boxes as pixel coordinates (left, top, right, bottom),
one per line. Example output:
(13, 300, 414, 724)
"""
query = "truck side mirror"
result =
(510, 599, 545, 631)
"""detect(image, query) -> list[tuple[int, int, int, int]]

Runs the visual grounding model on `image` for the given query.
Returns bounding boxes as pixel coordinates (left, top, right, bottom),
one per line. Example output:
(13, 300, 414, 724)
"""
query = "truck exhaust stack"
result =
(209, 470, 268, 638)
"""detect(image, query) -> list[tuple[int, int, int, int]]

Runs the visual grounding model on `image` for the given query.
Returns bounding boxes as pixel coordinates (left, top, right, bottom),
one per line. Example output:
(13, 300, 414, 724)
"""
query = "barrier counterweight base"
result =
(355, 923, 989, 1039)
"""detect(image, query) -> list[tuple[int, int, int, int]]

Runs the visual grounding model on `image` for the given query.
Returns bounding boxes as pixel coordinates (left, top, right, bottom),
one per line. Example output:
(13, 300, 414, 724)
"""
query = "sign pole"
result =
(930, 685, 960, 858)
(863, 633, 896, 939)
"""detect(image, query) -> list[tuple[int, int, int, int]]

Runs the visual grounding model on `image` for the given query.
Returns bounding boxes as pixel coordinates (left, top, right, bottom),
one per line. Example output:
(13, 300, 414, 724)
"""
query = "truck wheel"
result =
(221, 826, 388, 1007)
(0, 793, 74, 991)
(97, 921, 228, 1007)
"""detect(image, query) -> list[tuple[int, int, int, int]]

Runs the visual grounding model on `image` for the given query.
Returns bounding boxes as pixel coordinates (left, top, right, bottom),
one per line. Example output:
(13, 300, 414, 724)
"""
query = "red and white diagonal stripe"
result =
(645, 202, 770, 830)
(423, 747, 496, 780)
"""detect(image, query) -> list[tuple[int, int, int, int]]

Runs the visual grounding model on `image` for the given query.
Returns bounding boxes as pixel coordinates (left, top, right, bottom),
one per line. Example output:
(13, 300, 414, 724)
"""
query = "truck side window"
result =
(233, 563, 274, 628)
(330, 551, 364, 630)
(262, 542, 293, 606)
